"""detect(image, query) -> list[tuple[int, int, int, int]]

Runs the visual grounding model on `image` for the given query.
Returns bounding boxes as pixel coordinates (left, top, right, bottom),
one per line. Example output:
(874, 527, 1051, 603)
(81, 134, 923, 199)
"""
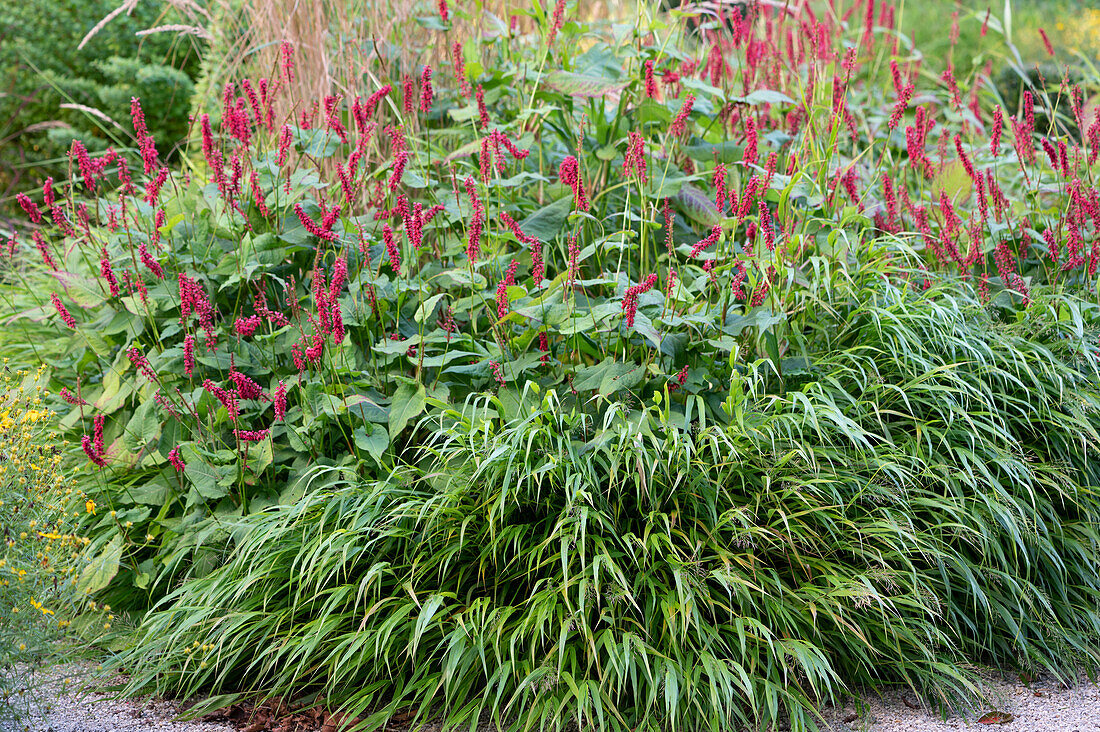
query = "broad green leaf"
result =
(673, 184, 721, 227)
(388, 382, 427, 438)
(123, 398, 161, 451)
(684, 140, 744, 164)
(415, 294, 447, 323)
(77, 538, 123, 595)
(573, 358, 645, 396)
(736, 89, 796, 106)
(520, 197, 572, 240)
(184, 452, 228, 501)
(723, 308, 786, 336)
(354, 424, 389, 459)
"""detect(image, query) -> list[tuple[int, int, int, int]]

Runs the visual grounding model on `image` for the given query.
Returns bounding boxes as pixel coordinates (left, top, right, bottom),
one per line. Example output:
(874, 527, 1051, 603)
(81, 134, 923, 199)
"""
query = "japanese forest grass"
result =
(114, 281, 1100, 732)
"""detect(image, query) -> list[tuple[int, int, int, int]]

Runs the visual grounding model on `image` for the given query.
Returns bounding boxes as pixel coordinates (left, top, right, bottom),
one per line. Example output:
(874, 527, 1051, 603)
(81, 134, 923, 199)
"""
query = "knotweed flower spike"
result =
(622, 274, 658, 328)
(50, 294, 76, 329)
(558, 156, 589, 211)
(420, 66, 434, 113)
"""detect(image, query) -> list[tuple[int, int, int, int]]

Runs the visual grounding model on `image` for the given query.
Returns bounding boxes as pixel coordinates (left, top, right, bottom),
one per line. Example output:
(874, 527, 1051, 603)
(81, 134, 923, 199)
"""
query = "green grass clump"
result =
(116, 282, 1100, 732)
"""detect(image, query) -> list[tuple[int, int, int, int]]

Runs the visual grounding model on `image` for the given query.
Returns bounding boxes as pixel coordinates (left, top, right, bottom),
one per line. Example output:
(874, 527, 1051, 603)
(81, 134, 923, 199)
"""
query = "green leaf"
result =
(723, 308, 786, 336)
(77, 538, 123, 595)
(248, 436, 273, 475)
(736, 89, 796, 106)
(388, 382, 427, 438)
(673, 184, 721, 227)
(573, 358, 645, 397)
(183, 447, 228, 501)
(415, 294, 447, 323)
(520, 197, 572, 240)
(684, 140, 744, 164)
(123, 398, 161, 451)
(354, 424, 389, 459)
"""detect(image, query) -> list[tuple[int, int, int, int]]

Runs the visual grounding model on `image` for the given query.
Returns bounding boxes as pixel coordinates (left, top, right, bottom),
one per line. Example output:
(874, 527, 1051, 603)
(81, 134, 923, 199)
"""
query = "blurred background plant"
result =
(0, 0, 205, 224)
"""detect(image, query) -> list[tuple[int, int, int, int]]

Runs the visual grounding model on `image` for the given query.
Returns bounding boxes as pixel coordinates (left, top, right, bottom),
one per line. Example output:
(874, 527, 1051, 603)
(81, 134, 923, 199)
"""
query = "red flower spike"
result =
(622, 273, 658, 328)
(183, 334, 195, 377)
(670, 94, 695, 137)
(51, 293, 76, 329)
(420, 66, 434, 114)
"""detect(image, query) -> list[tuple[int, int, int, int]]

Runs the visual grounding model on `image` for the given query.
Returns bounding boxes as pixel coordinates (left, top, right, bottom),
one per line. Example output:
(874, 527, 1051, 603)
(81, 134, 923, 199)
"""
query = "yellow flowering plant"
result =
(0, 364, 88, 726)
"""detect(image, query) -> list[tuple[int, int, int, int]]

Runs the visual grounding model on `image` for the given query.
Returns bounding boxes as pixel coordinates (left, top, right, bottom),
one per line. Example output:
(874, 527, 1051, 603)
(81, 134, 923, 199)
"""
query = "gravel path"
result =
(6, 664, 232, 732)
(823, 673, 1100, 731)
(8, 664, 1100, 731)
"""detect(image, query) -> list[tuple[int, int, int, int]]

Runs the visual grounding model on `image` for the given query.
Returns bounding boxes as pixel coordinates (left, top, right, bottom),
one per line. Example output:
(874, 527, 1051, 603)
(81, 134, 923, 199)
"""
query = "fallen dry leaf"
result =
(977, 710, 1015, 724)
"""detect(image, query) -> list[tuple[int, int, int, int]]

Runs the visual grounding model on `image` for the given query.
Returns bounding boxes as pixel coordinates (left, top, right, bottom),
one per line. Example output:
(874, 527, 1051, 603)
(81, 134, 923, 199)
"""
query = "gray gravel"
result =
(821, 673, 1100, 731)
(8, 664, 1100, 731)
(5, 664, 232, 732)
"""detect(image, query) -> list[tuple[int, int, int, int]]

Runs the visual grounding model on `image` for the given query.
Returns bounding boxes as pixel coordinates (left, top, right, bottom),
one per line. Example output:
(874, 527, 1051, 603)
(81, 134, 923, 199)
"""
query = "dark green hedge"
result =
(0, 0, 203, 213)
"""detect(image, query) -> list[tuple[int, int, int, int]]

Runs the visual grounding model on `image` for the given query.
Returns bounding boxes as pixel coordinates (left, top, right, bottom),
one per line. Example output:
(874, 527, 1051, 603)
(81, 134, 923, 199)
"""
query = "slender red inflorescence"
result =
(60, 388, 87, 406)
(464, 176, 484, 262)
(888, 84, 914, 130)
(383, 223, 401, 274)
(273, 380, 287, 421)
(420, 66, 434, 113)
(452, 43, 470, 98)
(183, 334, 195, 377)
(490, 360, 506, 387)
(690, 225, 722, 258)
(558, 156, 589, 211)
(1039, 28, 1055, 56)
(138, 242, 165, 279)
(402, 75, 415, 114)
(623, 132, 647, 183)
(622, 274, 658, 328)
(476, 85, 490, 127)
(280, 40, 295, 83)
(97, 248, 119, 297)
(51, 293, 76, 329)
(203, 379, 240, 419)
(644, 60, 658, 98)
(82, 417, 108, 467)
(547, 0, 566, 49)
(127, 347, 158, 382)
(16, 194, 41, 224)
(294, 203, 339, 242)
(670, 94, 695, 137)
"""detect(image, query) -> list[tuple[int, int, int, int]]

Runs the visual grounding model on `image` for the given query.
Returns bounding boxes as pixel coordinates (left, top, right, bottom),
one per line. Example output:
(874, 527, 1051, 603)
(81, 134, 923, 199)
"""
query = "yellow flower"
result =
(86, 500, 96, 515)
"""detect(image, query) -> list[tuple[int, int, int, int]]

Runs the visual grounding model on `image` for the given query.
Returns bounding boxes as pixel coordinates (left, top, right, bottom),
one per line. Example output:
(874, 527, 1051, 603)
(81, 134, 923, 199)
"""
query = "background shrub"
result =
(0, 0, 203, 217)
